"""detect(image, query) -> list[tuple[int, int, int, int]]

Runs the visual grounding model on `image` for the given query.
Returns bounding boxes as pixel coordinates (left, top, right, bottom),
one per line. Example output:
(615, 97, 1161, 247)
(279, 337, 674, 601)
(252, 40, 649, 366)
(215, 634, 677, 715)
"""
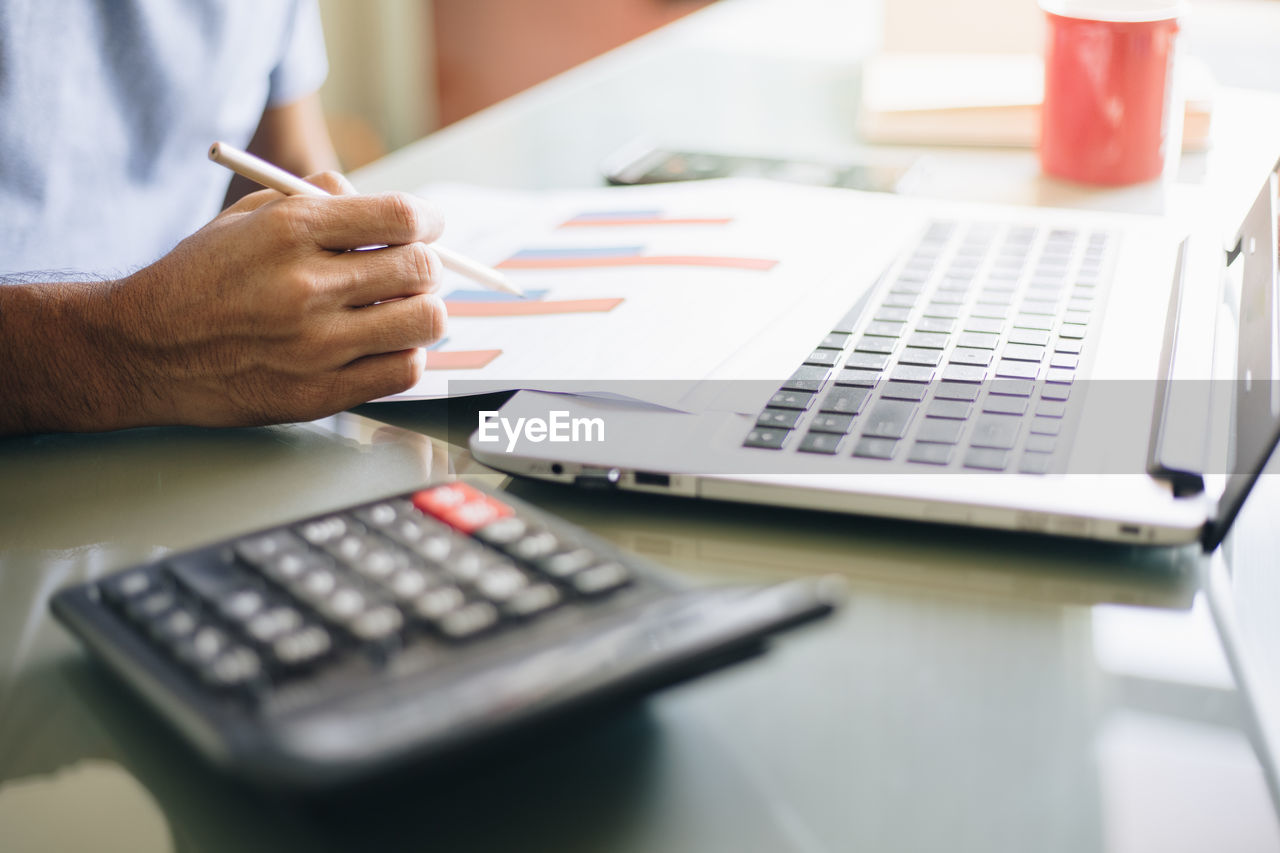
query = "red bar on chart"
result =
(424, 349, 503, 370)
(445, 298, 625, 317)
(496, 255, 776, 272)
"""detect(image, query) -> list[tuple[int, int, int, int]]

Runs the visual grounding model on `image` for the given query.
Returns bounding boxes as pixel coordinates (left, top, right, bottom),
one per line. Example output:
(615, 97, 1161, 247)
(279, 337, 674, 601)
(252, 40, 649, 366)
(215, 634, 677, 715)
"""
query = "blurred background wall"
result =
(318, 0, 713, 169)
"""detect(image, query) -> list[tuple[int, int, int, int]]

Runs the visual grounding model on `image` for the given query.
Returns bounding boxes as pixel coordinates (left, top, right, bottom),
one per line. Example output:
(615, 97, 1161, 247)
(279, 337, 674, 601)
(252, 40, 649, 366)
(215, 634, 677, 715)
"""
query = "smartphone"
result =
(602, 145, 920, 194)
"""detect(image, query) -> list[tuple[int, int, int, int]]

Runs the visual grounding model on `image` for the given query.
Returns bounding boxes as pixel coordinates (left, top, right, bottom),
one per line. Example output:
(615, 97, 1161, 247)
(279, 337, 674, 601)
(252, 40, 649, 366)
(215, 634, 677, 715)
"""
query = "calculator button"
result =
(349, 606, 405, 643)
(354, 501, 407, 529)
(440, 547, 495, 585)
(321, 587, 368, 623)
(246, 607, 304, 644)
(537, 548, 598, 579)
(235, 530, 307, 566)
(508, 531, 561, 562)
(388, 568, 433, 602)
(219, 589, 266, 623)
(127, 590, 176, 623)
(438, 602, 500, 640)
(503, 584, 562, 619)
(475, 565, 530, 602)
(177, 626, 230, 668)
(270, 627, 333, 668)
(571, 562, 632, 596)
(103, 570, 156, 604)
(412, 484, 515, 534)
(259, 550, 327, 584)
(295, 568, 338, 603)
(351, 547, 402, 581)
(328, 534, 370, 563)
(202, 646, 262, 689)
(413, 586, 467, 621)
(150, 607, 199, 643)
(298, 516, 351, 546)
(474, 516, 529, 547)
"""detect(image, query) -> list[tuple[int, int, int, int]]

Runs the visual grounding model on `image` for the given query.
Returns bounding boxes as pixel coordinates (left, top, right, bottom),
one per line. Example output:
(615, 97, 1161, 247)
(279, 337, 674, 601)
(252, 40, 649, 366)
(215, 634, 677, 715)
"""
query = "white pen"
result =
(209, 141, 523, 297)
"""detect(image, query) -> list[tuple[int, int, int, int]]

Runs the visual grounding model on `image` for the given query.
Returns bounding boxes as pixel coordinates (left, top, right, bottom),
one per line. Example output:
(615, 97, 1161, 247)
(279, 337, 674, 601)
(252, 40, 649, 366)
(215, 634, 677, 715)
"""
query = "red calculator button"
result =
(412, 484, 514, 534)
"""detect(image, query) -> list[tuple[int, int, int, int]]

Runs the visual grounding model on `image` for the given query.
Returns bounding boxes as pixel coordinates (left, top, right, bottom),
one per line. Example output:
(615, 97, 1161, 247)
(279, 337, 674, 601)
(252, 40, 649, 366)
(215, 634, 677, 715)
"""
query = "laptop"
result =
(468, 160, 1280, 550)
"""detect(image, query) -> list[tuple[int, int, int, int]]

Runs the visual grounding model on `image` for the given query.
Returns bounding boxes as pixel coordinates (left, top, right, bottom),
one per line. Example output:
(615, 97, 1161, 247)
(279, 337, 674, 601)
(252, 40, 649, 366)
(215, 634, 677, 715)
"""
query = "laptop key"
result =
(1008, 328, 1050, 347)
(1030, 417, 1061, 436)
(995, 360, 1039, 380)
(949, 347, 992, 367)
(927, 399, 972, 420)
(853, 437, 899, 460)
(1013, 315, 1054, 331)
(820, 387, 871, 415)
(898, 347, 943, 367)
(881, 381, 929, 402)
(874, 305, 912, 323)
(1046, 368, 1075, 384)
(1036, 400, 1068, 418)
(798, 432, 843, 455)
(916, 317, 955, 334)
(845, 351, 890, 371)
(1002, 344, 1044, 362)
(907, 331, 950, 350)
(1054, 339, 1083, 354)
(908, 442, 954, 466)
(970, 414, 1021, 449)
(935, 381, 981, 401)
(865, 321, 905, 338)
(922, 303, 963, 319)
(743, 428, 791, 450)
(990, 378, 1034, 397)
(1058, 323, 1088, 339)
(1025, 433, 1057, 453)
(835, 369, 880, 388)
(856, 336, 897, 355)
(917, 419, 965, 444)
(861, 400, 917, 439)
(1050, 353, 1079, 369)
(963, 448, 1009, 471)
(1063, 310, 1091, 325)
(982, 396, 1029, 416)
(883, 293, 917, 308)
(957, 332, 999, 350)
(767, 391, 814, 410)
(1018, 452, 1052, 475)
(963, 317, 1004, 334)
(941, 364, 985, 383)
(782, 366, 830, 391)
(820, 332, 852, 350)
(1040, 384, 1071, 401)
(809, 413, 855, 434)
(970, 305, 1010, 320)
(756, 408, 803, 429)
(890, 364, 934, 384)
(803, 349, 841, 367)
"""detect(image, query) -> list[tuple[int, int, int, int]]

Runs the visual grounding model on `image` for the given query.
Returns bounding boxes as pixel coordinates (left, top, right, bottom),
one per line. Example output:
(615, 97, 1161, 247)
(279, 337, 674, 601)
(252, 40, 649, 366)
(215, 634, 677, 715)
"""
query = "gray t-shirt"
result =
(0, 0, 328, 279)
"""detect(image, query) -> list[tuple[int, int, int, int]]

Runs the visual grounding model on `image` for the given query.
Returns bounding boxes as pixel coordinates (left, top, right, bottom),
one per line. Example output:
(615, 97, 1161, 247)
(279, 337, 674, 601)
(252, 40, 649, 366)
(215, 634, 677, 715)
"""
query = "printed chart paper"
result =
(385, 179, 913, 411)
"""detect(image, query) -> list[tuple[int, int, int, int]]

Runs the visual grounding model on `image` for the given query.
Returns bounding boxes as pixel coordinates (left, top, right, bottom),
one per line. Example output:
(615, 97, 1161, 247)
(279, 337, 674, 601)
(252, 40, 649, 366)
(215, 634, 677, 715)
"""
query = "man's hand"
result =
(0, 174, 447, 435)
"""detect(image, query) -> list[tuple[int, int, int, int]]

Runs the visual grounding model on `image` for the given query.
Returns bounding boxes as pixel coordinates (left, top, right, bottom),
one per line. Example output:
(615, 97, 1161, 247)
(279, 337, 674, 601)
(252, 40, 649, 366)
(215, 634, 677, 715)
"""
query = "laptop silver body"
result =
(470, 164, 1280, 549)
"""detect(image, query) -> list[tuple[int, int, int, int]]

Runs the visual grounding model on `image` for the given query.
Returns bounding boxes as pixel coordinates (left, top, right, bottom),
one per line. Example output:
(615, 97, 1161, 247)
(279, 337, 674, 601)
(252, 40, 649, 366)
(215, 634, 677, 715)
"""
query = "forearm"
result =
(0, 279, 153, 436)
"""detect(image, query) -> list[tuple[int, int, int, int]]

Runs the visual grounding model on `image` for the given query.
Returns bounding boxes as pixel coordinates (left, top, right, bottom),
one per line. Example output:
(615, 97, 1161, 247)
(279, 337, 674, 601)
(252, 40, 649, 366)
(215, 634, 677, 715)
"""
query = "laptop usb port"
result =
(633, 471, 670, 488)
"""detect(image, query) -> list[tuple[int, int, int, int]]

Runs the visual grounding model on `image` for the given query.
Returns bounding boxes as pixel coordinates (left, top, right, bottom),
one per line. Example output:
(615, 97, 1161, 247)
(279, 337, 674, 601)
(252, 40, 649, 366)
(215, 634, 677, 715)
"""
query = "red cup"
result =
(1039, 1, 1183, 185)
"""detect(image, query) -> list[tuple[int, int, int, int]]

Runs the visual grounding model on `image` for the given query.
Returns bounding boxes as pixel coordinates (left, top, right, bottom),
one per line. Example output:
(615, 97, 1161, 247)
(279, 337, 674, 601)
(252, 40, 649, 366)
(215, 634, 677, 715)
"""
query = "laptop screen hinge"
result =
(1147, 237, 1208, 497)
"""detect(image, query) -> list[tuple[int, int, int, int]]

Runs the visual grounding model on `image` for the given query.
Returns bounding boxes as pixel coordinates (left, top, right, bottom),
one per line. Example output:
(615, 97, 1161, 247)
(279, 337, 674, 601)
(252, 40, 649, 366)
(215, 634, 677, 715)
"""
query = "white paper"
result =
(384, 179, 913, 412)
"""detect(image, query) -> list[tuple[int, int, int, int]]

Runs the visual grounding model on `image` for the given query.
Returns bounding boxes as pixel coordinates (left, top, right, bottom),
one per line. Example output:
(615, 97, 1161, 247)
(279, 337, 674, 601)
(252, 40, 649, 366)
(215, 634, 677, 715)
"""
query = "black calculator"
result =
(51, 481, 839, 789)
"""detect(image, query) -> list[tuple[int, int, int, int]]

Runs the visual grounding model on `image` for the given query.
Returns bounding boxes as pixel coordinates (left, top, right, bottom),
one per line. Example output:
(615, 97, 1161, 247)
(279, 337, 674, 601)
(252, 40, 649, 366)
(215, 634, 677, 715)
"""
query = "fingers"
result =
(329, 294, 447, 364)
(324, 242, 442, 306)
(303, 170, 357, 196)
(333, 348, 428, 407)
(292, 191, 445, 251)
(224, 186, 284, 214)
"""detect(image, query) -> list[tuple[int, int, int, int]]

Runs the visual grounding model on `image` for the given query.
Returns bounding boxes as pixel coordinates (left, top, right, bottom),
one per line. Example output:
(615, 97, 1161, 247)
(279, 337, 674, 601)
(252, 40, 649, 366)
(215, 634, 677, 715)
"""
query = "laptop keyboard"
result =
(744, 220, 1113, 473)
